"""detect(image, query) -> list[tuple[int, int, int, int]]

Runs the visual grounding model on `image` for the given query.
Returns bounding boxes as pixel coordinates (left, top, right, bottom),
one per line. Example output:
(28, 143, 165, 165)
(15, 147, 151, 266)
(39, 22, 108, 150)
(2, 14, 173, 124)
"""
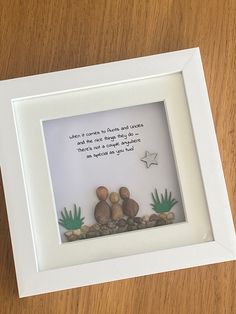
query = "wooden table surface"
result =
(0, 0, 235, 313)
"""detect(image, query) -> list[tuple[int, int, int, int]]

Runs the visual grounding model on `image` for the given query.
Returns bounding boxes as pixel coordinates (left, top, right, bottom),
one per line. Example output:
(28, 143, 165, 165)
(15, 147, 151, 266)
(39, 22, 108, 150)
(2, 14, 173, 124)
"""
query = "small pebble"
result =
(101, 230, 110, 236)
(159, 213, 167, 220)
(90, 224, 101, 232)
(73, 229, 82, 236)
(146, 221, 156, 228)
(67, 234, 78, 242)
(149, 214, 159, 221)
(127, 218, 135, 225)
(108, 221, 116, 228)
(86, 231, 100, 238)
(142, 215, 149, 222)
(117, 226, 128, 233)
(127, 225, 138, 231)
(108, 226, 119, 233)
(110, 228, 119, 234)
(137, 224, 146, 229)
(78, 234, 86, 240)
(117, 218, 127, 227)
(156, 219, 166, 226)
(101, 225, 109, 231)
(81, 225, 90, 233)
(166, 212, 175, 220)
(64, 231, 73, 237)
(134, 217, 142, 224)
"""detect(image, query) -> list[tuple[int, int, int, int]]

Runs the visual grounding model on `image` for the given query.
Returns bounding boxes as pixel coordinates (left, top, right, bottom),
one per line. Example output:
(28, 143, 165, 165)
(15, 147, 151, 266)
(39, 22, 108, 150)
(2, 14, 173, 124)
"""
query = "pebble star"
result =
(141, 151, 158, 168)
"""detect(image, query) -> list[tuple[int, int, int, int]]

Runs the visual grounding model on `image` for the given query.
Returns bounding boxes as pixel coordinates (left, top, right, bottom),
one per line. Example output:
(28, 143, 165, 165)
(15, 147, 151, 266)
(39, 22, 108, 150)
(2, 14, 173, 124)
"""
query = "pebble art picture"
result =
(42, 101, 186, 243)
(61, 186, 177, 242)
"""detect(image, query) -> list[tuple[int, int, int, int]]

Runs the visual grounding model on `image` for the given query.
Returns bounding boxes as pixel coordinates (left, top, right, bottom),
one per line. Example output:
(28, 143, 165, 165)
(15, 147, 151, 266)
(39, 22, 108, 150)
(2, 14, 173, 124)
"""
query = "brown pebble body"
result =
(122, 198, 139, 217)
(94, 200, 111, 224)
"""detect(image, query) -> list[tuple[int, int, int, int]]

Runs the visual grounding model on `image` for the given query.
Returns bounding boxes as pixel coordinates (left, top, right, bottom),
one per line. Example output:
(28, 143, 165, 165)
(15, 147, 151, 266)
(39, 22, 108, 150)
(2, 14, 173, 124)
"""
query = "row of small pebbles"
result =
(65, 212, 175, 241)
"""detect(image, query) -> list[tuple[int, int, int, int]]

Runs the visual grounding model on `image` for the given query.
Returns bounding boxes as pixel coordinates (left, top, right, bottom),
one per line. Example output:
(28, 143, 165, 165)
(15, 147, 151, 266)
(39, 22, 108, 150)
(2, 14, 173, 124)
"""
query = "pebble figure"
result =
(94, 186, 111, 224)
(119, 187, 139, 217)
(109, 192, 123, 220)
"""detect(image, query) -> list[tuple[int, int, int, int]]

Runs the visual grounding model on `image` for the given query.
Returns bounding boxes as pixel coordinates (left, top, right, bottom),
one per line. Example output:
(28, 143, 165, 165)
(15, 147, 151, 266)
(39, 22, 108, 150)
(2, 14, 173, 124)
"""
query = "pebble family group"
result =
(94, 186, 139, 224)
(64, 186, 175, 242)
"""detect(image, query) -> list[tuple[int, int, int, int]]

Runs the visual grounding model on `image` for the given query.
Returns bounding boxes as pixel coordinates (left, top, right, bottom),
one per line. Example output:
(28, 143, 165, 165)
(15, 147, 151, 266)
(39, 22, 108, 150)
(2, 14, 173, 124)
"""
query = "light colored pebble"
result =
(142, 215, 149, 222)
(159, 213, 168, 220)
(109, 192, 120, 204)
(72, 229, 81, 236)
(166, 212, 175, 220)
(81, 225, 90, 233)
(111, 203, 123, 220)
(64, 231, 73, 237)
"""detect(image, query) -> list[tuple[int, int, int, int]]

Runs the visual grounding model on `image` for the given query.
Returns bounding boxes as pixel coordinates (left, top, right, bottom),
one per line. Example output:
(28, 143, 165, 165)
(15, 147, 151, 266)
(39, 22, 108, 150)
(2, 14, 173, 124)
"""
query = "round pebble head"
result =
(96, 186, 109, 200)
(109, 192, 120, 203)
(119, 187, 130, 199)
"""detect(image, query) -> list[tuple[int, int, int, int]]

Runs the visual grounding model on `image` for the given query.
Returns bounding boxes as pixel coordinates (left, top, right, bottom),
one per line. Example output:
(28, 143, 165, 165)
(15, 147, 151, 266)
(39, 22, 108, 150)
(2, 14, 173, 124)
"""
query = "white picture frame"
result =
(0, 48, 235, 297)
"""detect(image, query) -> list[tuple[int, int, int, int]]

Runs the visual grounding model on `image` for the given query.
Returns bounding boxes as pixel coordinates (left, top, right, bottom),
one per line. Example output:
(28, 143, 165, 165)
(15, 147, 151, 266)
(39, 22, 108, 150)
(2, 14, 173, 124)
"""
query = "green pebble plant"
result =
(151, 189, 177, 213)
(59, 204, 85, 230)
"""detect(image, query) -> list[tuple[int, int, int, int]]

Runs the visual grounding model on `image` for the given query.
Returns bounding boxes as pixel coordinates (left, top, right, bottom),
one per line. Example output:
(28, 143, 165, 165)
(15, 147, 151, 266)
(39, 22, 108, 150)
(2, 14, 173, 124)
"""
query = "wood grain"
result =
(0, 0, 235, 313)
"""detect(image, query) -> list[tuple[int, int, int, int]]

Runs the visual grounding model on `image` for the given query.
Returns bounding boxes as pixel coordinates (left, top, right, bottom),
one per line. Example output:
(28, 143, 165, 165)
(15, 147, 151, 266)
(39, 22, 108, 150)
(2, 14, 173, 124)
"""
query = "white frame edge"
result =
(0, 48, 235, 297)
(182, 51, 236, 253)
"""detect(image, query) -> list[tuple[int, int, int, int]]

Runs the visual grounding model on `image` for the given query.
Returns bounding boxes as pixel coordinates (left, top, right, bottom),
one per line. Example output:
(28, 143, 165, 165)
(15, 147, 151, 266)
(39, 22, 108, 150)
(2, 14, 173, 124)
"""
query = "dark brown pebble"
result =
(138, 224, 146, 229)
(117, 219, 127, 227)
(107, 221, 116, 228)
(119, 187, 130, 199)
(94, 200, 111, 224)
(101, 230, 110, 236)
(149, 214, 159, 221)
(134, 217, 142, 224)
(86, 231, 100, 238)
(78, 234, 86, 240)
(101, 226, 109, 231)
(156, 219, 166, 226)
(122, 198, 139, 217)
(109, 226, 119, 233)
(146, 221, 156, 228)
(117, 226, 128, 233)
(110, 229, 118, 234)
(127, 225, 138, 231)
(127, 218, 135, 225)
